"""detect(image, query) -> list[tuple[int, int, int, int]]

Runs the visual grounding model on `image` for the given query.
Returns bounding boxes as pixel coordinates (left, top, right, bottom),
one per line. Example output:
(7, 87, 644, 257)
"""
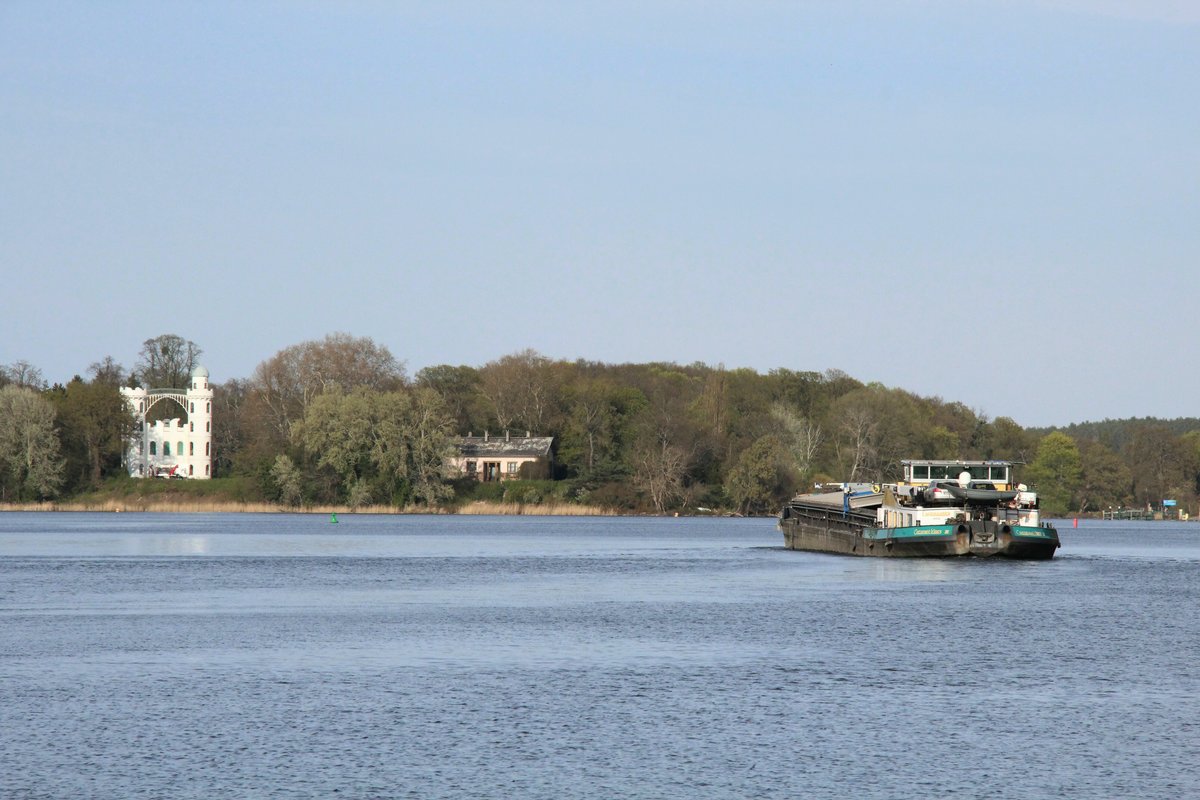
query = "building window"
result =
(190, 402, 194, 413)
(190, 422, 194, 432)
(177, 441, 184, 456)
(205, 442, 210, 456)
(207, 402, 211, 413)
(206, 421, 210, 432)
(189, 442, 194, 456)
(205, 465, 210, 476)
(189, 465, 194, 475)
(507, 461, 518, 474)
(163, 442, 170, 456)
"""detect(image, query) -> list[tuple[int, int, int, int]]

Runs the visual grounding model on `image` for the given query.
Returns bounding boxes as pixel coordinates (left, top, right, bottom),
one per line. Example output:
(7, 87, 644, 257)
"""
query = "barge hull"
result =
(780, 504, 1059, 559)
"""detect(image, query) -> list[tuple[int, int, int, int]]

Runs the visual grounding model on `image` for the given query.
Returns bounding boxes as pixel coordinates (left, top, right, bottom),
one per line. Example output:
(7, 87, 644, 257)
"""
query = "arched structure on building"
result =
(121, 366, 214, 479)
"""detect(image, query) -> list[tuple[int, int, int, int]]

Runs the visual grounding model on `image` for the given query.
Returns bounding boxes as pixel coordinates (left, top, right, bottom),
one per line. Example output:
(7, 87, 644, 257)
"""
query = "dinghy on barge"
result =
(779, 459, 1059, 559)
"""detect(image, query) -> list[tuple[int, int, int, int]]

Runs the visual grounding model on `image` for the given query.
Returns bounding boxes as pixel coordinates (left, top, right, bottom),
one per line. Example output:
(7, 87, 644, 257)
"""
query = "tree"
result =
(270, 454, 303, 506)
(52, 377, 136, 489)
(1075, 439, 1131, 514)
(770, 403, 822, 477)
(726, 435, 792, 514)
(88, 357, 127, 388)
(477, 349, 563, 433)
(1024, 432, 1082, 516)
(0, 385, 65, 500)
(134, 334, 202, 389)
(415, 364, 485, 432)
(291, 386, 454, 507)
(629, 435, 688, 513)
(252, 333, 405, 443)
(1, 360, 47, 390)
(1124, 424, 1189, 508)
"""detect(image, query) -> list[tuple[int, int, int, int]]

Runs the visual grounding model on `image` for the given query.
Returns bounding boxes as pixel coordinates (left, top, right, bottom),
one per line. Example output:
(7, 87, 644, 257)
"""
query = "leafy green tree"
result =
(1124, 424, 1190, 507)
(1075, 439, 1131, 514)
(0, 385, 65, 500)
(416, 364, 486, 433)
(291, 387, 454, 507)
(726, 435, 792, 514)
(270, 454, 303, 506)
(52, 377, 136, 489)
(982, 416, 1035, 462)
(252, 333, 406, 444)
(1025, 432, 1082, 516)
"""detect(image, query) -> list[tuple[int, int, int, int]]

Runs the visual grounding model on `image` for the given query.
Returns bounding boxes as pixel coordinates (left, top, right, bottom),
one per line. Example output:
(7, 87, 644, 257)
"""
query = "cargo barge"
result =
(779, 459, 1059, 559)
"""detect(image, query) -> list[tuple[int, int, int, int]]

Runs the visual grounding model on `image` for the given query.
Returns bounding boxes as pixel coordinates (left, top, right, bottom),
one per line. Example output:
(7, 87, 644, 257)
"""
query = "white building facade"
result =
(121, 366, 214, 479)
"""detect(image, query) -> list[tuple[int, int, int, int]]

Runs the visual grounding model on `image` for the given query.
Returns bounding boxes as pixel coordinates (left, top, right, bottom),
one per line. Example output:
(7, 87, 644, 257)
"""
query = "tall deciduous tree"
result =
(134, 334, 202, 389)
(253, 333, 405, 443)
(291, 387, 453, 507)
(770, 403, 822, 478)
(477, 349, 562, 433)
(726, 435, 792, 515)
(1025, 432, 1082, 516)
(0, 385, 65, 500)
(0, 360, 46, 390)
(53, 377, 136, 489)
(1075, 439, 1132, 514)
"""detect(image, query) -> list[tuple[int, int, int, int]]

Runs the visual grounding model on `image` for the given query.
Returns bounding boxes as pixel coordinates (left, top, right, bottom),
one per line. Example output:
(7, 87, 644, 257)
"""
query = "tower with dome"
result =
(120, 366, 214, 479)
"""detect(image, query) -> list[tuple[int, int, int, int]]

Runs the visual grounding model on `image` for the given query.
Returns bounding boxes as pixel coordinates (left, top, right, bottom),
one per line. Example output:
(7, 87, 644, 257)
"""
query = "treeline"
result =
(3, 333, 1199, 516)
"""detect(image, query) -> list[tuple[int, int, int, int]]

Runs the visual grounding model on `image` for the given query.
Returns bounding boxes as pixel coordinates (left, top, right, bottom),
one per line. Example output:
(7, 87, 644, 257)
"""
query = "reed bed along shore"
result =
(0, 499, 617, 516)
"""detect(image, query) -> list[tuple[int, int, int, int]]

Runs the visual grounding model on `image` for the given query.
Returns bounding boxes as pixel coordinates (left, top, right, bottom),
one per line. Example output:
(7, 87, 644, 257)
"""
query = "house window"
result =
(163, 442, 170, 456)
(507, 462, 519, 474)
(466, 460, 477, 474)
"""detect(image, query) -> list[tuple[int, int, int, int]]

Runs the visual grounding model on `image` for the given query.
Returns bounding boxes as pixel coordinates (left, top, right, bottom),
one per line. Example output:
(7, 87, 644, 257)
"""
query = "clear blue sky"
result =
(2, 1, 1196, 427)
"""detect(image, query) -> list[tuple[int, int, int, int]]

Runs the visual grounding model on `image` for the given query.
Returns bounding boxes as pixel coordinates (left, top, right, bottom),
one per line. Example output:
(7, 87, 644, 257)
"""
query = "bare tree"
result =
(770, 402, 823, 476)
(134, 334, 202, 389)
(1, 360, 46, 390)
(477, 349, 561, 433)
(252, 333, 406, 441)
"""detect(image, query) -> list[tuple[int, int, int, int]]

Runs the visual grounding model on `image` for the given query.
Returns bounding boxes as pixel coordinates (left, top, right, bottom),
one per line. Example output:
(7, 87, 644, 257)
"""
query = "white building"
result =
(449, 431, 554, 481)
(121, 366, 214, 479)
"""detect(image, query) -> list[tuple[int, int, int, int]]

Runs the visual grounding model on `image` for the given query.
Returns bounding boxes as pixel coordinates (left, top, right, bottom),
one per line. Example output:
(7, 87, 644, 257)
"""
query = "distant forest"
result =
(3, 333, 1198, 517)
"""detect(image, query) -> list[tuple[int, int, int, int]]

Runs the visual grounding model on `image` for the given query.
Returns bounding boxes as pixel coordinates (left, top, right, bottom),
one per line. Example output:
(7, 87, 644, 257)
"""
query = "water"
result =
(1, 514, 1197, 799)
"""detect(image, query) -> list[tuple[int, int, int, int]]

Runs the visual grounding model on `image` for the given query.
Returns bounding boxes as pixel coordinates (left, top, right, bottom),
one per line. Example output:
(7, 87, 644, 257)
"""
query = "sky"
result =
(2, 1, 1196, 427)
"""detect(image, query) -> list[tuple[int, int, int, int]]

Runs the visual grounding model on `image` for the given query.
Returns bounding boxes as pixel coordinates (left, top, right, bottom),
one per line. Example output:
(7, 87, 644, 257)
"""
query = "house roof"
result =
(455, 433, 553, 458)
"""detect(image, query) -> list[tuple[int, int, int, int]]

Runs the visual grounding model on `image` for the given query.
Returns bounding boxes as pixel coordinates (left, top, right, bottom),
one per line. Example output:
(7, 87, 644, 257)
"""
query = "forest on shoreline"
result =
(3, 333, 1199, 518)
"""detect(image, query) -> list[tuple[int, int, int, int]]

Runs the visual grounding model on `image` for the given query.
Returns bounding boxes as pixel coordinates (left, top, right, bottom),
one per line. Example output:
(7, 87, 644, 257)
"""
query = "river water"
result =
(1, 513, 1196, 799)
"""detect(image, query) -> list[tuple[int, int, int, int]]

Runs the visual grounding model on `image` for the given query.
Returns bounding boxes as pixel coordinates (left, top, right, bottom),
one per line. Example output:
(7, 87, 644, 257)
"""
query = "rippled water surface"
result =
(2, 513, 1197, 799)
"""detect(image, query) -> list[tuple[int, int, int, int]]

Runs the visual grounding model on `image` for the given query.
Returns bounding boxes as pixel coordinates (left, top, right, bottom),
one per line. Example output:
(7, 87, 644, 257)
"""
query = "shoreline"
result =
(0, 499, 620, 516)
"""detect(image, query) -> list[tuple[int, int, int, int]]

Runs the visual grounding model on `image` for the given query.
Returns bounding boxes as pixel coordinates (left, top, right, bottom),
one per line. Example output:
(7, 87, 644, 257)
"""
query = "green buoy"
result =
(331, 513, 338, 524)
